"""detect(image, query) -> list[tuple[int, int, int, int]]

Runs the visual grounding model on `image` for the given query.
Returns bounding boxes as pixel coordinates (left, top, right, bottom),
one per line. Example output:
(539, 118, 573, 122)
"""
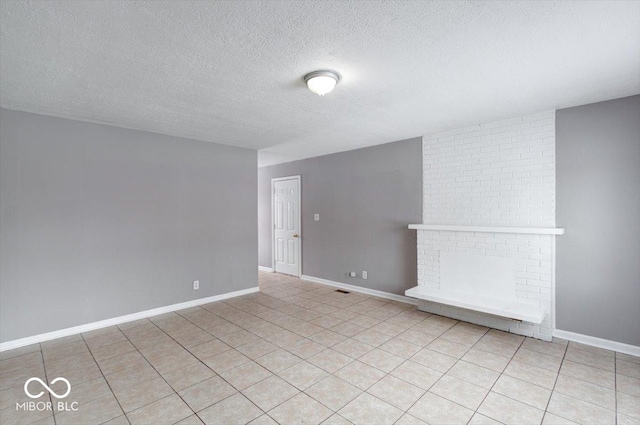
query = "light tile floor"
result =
(1, 271, 639, 425)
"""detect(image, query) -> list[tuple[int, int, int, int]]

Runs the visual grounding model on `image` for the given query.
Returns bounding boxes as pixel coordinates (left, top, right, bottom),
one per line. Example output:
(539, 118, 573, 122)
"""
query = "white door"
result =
(273, 177, 300, 276)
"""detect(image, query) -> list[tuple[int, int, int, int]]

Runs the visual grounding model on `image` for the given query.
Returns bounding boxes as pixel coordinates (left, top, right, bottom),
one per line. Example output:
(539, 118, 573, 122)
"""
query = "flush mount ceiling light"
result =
(304, 70, 341, 96)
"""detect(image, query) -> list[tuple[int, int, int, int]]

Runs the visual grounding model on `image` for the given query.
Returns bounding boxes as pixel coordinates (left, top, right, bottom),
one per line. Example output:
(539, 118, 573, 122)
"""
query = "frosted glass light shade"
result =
(304, 70, 340, 96)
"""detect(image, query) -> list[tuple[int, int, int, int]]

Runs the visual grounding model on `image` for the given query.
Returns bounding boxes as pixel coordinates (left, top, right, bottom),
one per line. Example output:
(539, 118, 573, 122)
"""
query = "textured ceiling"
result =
(1, 1, 639, 166)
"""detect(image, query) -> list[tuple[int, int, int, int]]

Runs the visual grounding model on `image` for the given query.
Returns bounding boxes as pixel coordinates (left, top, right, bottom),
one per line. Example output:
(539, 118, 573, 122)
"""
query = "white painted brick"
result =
(417, 111, 556, 341)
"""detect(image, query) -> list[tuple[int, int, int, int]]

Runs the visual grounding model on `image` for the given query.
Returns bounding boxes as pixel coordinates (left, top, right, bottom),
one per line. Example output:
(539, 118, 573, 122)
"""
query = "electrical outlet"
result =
(349, 271, 356, 277)
(193, 280, 199, 290)
(362, 271, 367, 279)
(314, 213, 320, 221)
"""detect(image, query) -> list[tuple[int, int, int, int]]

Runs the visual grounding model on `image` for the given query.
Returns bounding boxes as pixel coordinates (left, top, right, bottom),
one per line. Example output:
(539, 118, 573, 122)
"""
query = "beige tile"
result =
(126, 394, 192, 425)
(179, 376, 236, 412)
(371, 322, 406, 337)
(163, 362, 216, 392)
(542, 412, 580, 425)
(547, 392, 615, 425)
(410, 348, 457, 373)
(429, 374, 488, 410)
(395, 413, 429, 425)
(189, 340, 232, 360)
(352, 330, 392, 347)
(1, 351, 43, 374)
(332, 322, 367, 338)
(1, 379, 49, 410)
(310, 330, 348, 348)
(391, 361, 442, 390)
(358, 348, 404, 373)
(91, 341, 136, 361)
(308, 349, 353, 374)
(618, 392, 640, 420)
(269, 393, 332, 425)
(492, 375, 551, 410)
(469, 413, 504, 425)
(218, 361, 272, 390)
(105, 362, 160, 392)
(554, 374, 615, 410)
(242, 375, 299, 411)
(478, 392, 544, 425)
(310, 315, 345, 329)
(0, 397, 53, 425)
(306, 376, 362, 411)
(378, 338, 422, 359)
(446, 361, 500, 389)
(617, 413, 640, 425)
(256, 349, 301, 373)
(266, 330, 305, 348)
(85, 331, 128, 350)
(522, 337, 567, 358)
(368, 375, 425, 410)
(175, 415, 205, 425)
(618, 374, 640, 397)
(427, 337, 470, 359)
(97, 350, 148, 375)
(203, 349, 250, 373)
(462, 348, 511, 372)
(332, 339, 374, 359)
(568, 342, 614, 358)
(112, 375, 174, 413)
(51, 376, 112, 407)
(440, 327, 484, 346)
(236, 339, 278, 360)
(321, 413, 353, 425)
(619, 359, 640, 379)
(0, 344, 41, 361)
(278, 361, 329, 390)
(504, 360, 558, 389)
(338, 392, 403, 425)
(103, 415, 131, 425)
(218, 330, 261, 348)
(56, 393, 123, 425)
(617, 353, 640, 365)
(334, 360, 386, 391)
(149, 349, 199, 376)
(565, 346, 615, 372)
(397, 330, 438, 347)
(560, 360, 615, 389)
(248, 414, 278, 425)
(198, 392, 262, 424)
(408, 392, 474, 425)
(286, 339, 325, 359)
(513, 347, 562, 373)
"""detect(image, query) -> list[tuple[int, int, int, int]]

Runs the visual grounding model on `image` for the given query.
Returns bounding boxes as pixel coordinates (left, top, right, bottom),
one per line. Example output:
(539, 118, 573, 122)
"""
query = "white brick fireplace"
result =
(409, 111, 563, 341)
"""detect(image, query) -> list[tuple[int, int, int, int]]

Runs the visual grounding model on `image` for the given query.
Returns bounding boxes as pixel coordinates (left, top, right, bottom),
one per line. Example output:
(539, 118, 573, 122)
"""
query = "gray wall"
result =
(0, 108, 258, 342)
(259, 138, 422, 295)
(556, 95, 640, 346)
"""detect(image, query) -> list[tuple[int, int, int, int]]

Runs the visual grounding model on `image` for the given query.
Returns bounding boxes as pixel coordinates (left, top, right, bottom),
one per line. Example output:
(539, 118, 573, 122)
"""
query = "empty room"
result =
(1, 1, 639, 424)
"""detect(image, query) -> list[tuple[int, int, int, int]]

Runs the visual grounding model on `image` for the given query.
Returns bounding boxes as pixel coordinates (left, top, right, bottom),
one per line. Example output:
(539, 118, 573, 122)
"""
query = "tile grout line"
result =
(38, 343, 57, 425)
(79, 332, 129, 424)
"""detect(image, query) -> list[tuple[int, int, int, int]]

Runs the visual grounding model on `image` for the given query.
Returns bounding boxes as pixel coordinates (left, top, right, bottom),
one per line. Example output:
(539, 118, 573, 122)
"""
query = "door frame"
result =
(271, 175, 302, 277)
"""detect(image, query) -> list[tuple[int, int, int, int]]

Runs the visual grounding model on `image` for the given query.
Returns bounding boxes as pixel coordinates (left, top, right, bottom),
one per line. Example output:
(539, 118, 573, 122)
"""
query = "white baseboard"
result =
(554, 329, 640, 357)
(0, 286, 260, 352)
(301, 275, 420, 305)
(258, 266, 273, 272)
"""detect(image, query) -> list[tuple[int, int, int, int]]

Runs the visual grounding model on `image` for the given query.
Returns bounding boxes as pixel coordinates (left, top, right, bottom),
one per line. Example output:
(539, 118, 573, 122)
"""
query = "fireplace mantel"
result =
(408, 224, 565, 235)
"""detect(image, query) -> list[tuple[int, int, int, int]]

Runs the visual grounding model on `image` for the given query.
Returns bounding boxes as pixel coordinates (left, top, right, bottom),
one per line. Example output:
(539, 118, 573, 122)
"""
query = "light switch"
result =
(314, 214, 320, 221)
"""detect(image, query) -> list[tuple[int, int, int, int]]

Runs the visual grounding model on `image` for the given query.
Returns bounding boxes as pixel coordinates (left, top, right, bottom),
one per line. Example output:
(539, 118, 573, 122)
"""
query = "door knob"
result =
(293, 234, 299, 238)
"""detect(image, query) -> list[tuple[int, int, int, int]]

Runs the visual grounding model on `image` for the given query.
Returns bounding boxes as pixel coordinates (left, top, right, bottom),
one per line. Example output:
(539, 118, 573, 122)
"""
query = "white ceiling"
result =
(1, 1, 639, 167)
